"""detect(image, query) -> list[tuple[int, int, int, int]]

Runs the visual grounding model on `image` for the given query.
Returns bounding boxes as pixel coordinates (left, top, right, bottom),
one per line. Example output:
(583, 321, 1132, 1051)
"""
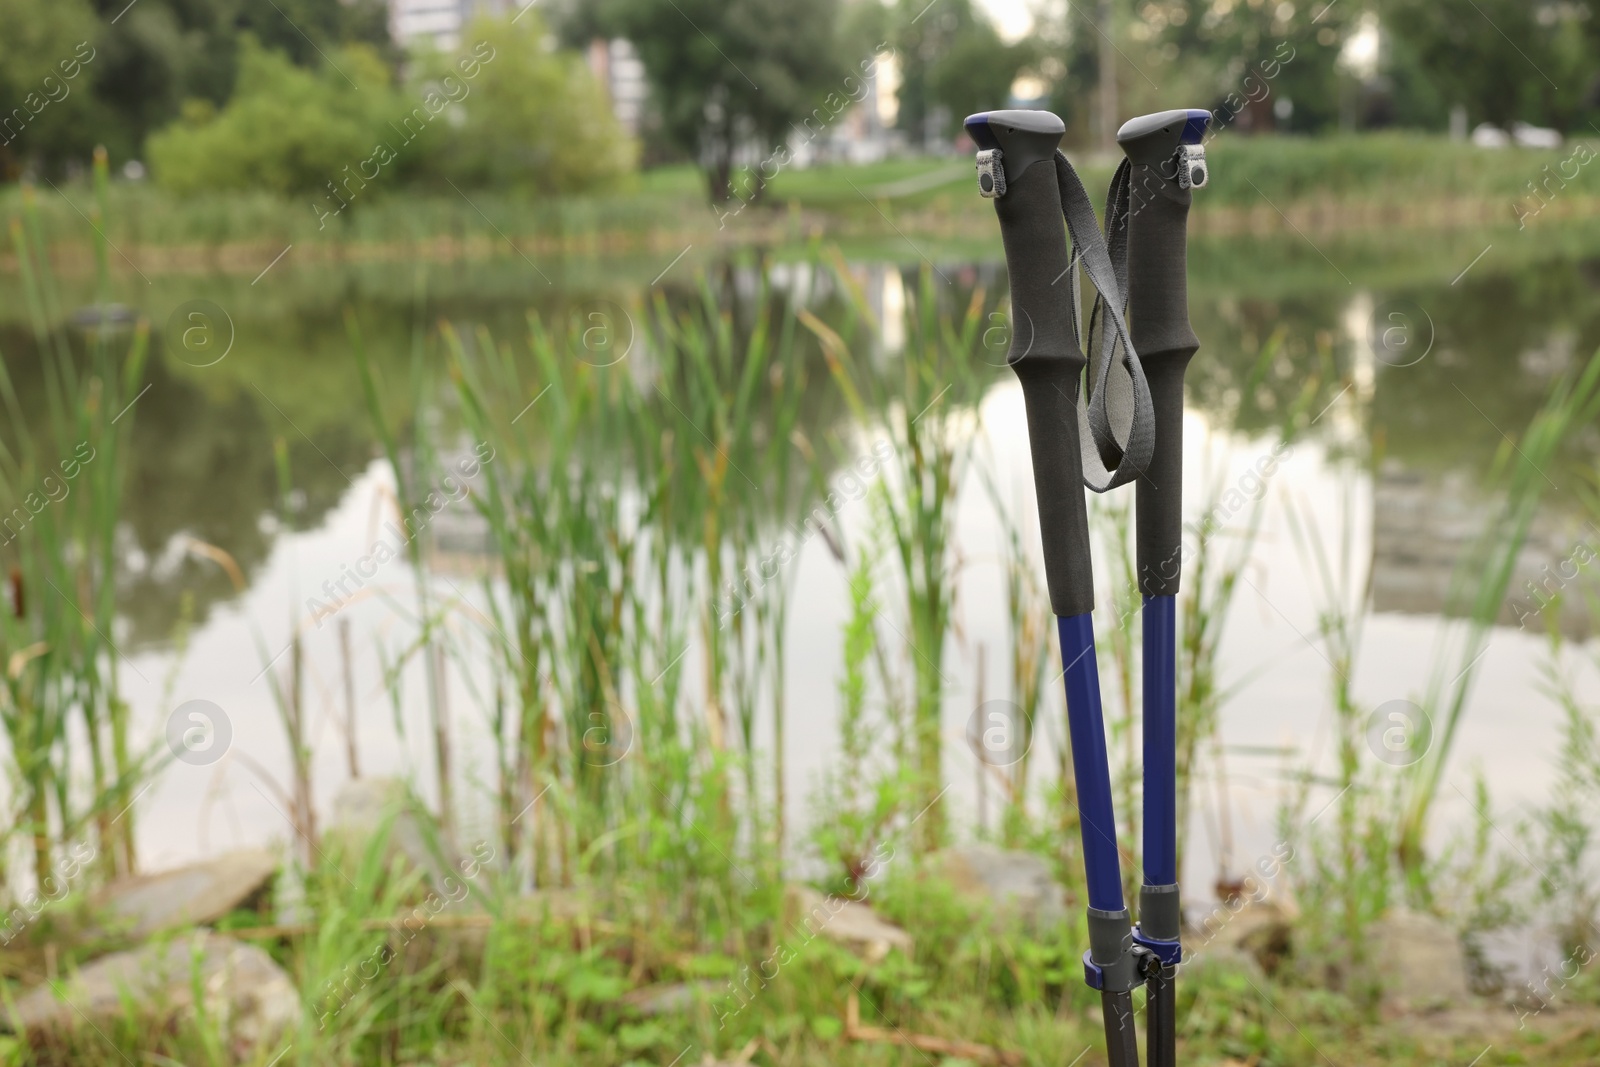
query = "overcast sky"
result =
(975, 0, 1035, 41)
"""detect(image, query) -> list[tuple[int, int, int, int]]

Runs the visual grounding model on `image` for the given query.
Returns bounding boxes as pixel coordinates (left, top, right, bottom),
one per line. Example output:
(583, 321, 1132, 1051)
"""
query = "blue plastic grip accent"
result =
(964, 112, 1001, 150)
(1142, 595, 1178, 888)
(1083, 950, 1105, 989)
(1180, 109, 1211, 144)
(1132, 926, 1183, 965)
(1058, 613, 1125, 913)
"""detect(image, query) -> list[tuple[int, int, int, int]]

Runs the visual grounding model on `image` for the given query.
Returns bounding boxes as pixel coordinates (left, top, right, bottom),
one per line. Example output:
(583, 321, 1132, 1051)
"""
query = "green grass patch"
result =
(2, 133, 1594, 266)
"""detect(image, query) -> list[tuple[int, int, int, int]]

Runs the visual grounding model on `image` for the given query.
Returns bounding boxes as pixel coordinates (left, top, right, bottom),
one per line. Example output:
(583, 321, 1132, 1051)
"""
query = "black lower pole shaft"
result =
(1145, 967, 1176, 1067)
(1101, 989, 1140, 1067)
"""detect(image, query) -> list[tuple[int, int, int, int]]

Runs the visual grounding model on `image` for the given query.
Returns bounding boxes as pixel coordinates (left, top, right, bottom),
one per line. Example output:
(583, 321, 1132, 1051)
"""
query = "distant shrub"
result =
(147, 38, 402, 197)
(412, 15, 637, 195)
(147, 16, 635, 203)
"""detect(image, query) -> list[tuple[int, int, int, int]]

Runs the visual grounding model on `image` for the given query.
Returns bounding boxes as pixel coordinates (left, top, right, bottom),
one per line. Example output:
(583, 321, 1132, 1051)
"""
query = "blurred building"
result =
(586, 39, 649, 136)
(783, 49, 900, 166)
(584, 39, 900, 164)
(390, 0, 513, 52)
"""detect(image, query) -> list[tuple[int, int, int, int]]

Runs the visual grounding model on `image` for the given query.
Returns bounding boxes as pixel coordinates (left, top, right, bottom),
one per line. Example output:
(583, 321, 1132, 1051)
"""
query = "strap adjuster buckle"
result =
(975, 149, 1006, 198)
(1176, 144, 1208, 190)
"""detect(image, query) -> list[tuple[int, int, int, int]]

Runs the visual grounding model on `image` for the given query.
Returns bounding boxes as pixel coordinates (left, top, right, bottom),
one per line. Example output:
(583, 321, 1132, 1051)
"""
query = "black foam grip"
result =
(1126, 163, 1197, 597)
(994, 156, 1094, 617)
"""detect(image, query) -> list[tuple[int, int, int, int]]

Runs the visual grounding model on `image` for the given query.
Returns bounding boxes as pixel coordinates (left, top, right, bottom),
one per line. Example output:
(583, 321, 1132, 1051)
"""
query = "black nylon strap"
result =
(1052, 152, 1152, 494)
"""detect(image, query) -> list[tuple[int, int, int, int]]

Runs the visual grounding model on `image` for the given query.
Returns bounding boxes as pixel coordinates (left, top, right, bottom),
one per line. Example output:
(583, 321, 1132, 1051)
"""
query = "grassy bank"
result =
(5, 153, 1600, 1067)
(10, 841, 1600, 1067)
(2, 134, 1597, 276)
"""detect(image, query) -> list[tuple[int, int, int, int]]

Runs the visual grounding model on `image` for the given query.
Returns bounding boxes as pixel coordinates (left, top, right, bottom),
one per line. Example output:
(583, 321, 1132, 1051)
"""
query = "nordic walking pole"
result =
(965, 109, 1145, 1067)
(1115, 108, 1210, 1067)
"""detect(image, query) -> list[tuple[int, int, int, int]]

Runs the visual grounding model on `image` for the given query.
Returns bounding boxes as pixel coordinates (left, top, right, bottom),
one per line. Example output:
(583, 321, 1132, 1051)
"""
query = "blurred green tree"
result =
(147, 21, 632, 202)
(90, 0, 393, 165)
(0, 0, 99, 175)
(145, 38, 401, 197)
(892, 0, 1033, 147)
(1142, 0, 1357, 136)
(1383, 0, 1598, 132)
(90, 1, 232, 163)
(232, 0, 393, 72)
(418, 16, 636, 194)
(1029, 3, 1102, 145)
(592, 0, 851, 201)
(0, 0, 393, 174)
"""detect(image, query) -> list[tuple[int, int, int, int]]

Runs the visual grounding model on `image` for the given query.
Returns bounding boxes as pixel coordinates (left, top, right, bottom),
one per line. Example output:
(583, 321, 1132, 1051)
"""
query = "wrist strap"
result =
(1053, 152, 1150, 493)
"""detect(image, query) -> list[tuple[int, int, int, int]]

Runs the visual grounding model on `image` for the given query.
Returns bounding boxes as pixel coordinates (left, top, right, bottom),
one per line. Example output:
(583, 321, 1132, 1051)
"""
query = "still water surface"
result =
(5, 227, 1599, 976)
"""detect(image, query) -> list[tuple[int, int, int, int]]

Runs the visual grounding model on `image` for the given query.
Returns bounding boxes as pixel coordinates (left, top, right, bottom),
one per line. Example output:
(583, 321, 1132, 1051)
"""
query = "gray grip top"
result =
(1116, 109, 1209, 165)
(965, 110, 1067, 186)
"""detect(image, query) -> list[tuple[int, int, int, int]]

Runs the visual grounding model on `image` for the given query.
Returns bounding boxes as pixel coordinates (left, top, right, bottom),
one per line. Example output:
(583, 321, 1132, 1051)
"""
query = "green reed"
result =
(413, 271, 820, 914)
(435, 310, 626, 885)
(1264, 346, 1600, 1000)
(1397, 347, 1600, 900)
(974, 465, 1053, 847)
(18, 253, 1600, 1067)
(803, 261, 991, 852)
(1280, 462, 1392, 988)
(1527, 623, 1600, 957)
(1172, 330, 1320, 888)
(350, 302, 457, 849)
(649, 275, 813, 825)
(0, 150, 149, 889)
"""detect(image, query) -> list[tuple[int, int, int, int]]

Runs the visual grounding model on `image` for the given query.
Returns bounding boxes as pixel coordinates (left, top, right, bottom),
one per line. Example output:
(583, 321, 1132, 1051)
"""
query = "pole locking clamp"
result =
(975, 148, 1007, 198)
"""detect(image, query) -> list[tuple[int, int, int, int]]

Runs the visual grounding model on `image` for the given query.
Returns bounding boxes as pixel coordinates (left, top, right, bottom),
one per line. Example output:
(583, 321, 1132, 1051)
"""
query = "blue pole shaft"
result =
(1142, 594, 1178, 887)
(1057, 612, 1125, 914)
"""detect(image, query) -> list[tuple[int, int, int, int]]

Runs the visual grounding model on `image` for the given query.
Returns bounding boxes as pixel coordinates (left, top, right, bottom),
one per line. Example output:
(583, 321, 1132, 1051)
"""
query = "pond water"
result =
(4, 222, 1600, 978)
